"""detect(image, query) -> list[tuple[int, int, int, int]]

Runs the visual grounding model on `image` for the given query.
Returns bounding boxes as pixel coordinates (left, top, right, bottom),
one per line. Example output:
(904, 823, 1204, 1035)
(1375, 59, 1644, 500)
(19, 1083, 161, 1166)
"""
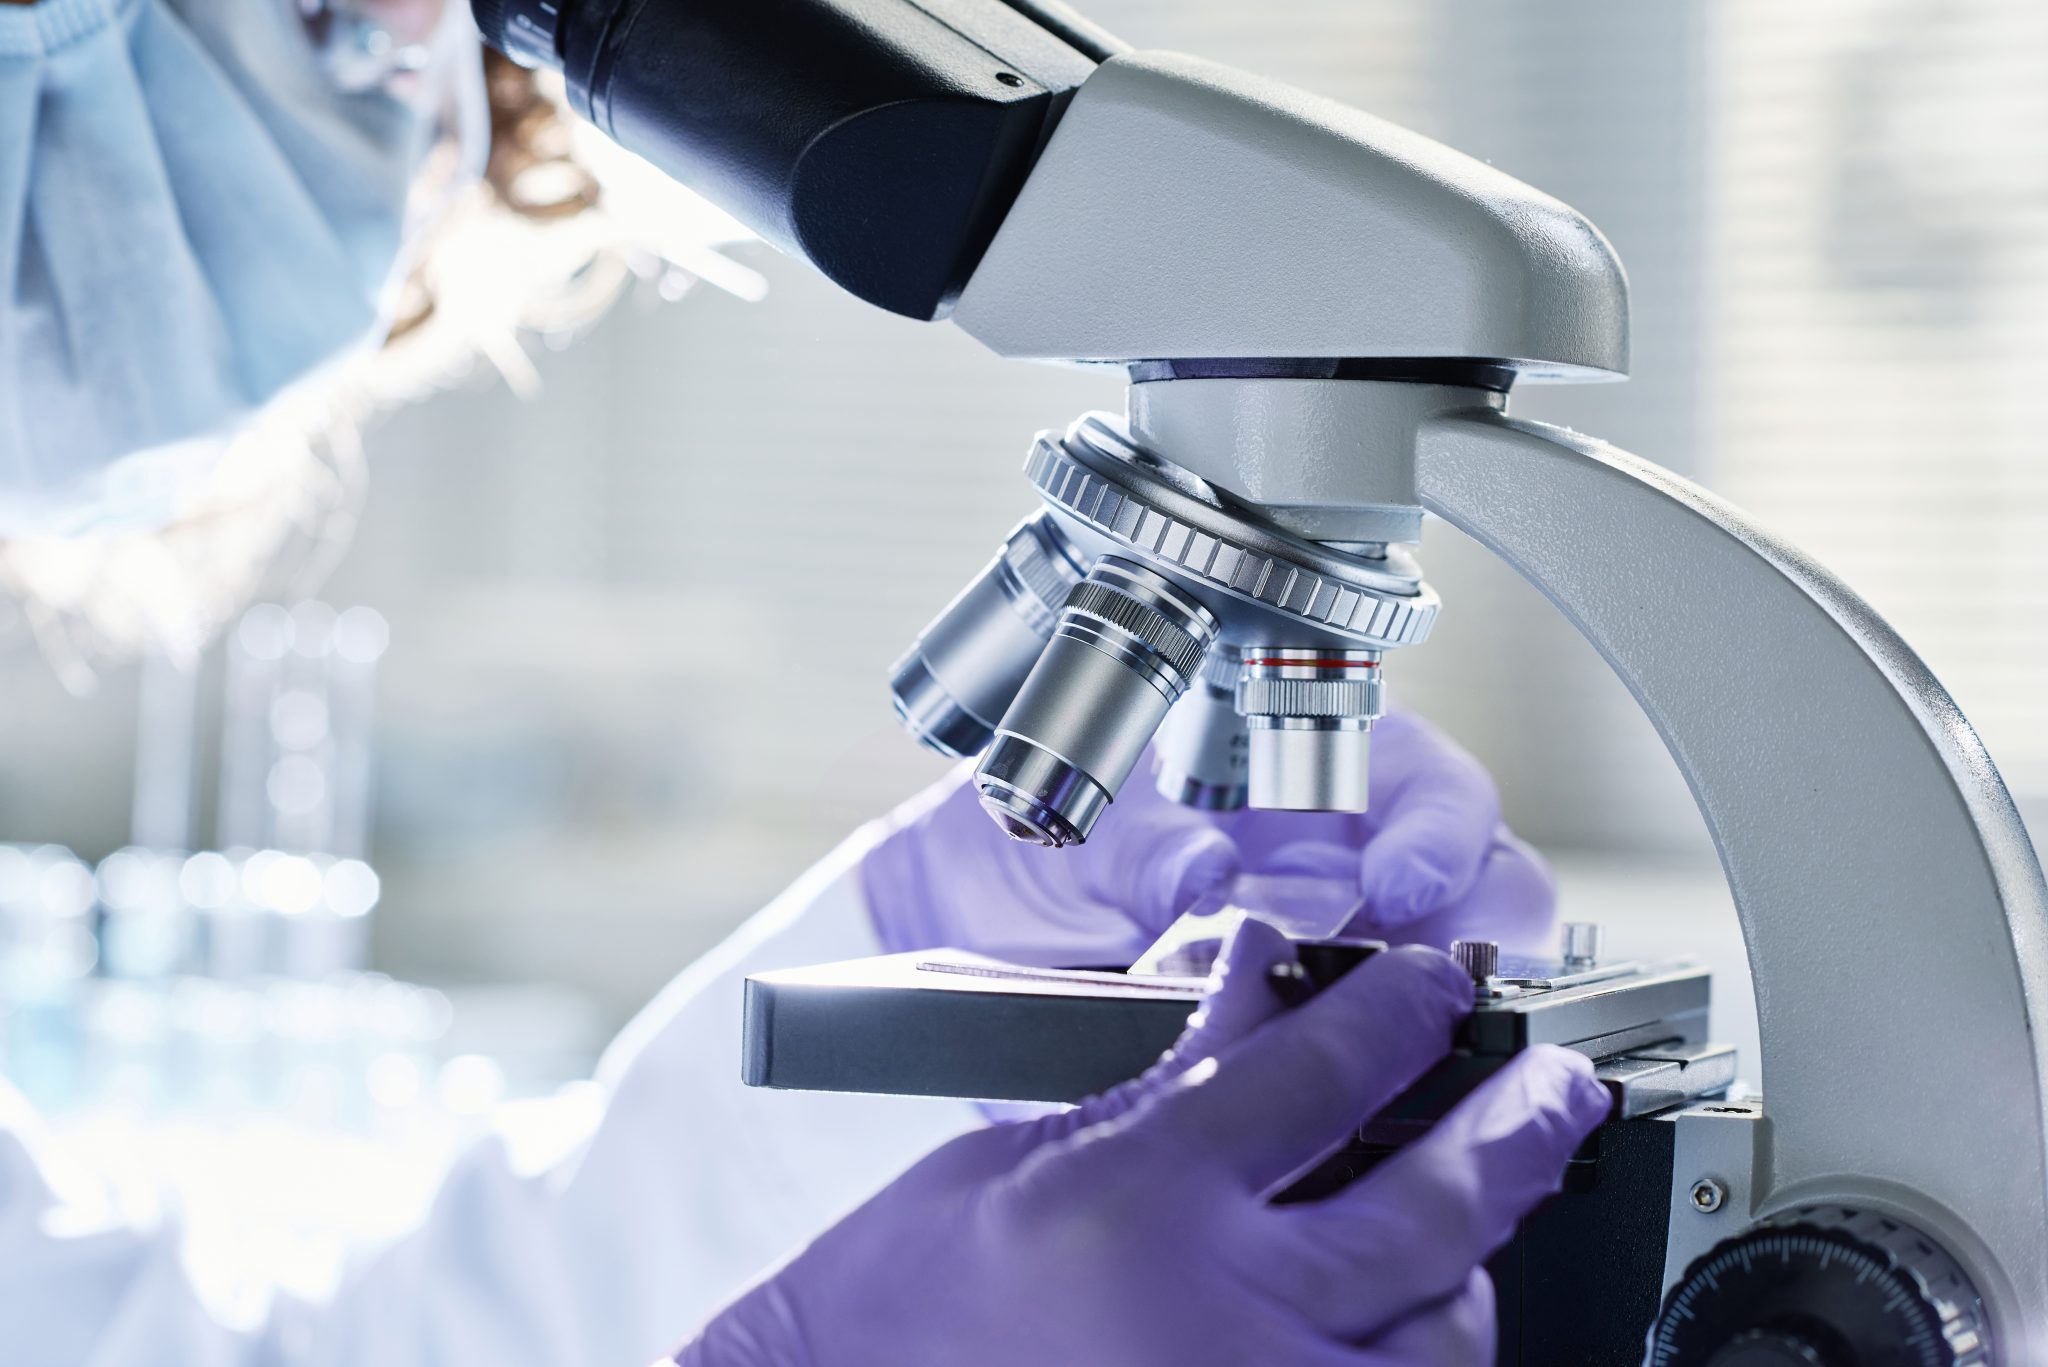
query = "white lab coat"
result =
(0, 832, 982, 1367)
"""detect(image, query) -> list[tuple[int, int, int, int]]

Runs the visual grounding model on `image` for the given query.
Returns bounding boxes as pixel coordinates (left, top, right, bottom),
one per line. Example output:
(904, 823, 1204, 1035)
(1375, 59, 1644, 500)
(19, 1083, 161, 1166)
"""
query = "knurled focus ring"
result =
(1063, 580, 1207, 682)
(1775, 1208, 1989, 1367)
(1195, 644, 1243, 693)
(1238, 676, 1380, 719)
(1002, 516, 1083, 616)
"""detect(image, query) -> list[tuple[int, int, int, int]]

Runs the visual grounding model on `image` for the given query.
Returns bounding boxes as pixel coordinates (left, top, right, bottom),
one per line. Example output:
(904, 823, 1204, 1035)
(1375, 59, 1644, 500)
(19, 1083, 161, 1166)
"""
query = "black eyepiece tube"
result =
(991, 0, 1128, 62)
(471, 0, 1108, 321)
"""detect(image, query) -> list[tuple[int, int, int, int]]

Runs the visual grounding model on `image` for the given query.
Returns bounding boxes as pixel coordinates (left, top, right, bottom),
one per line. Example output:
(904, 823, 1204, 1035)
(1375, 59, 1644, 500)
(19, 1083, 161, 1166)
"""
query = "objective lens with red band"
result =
(1236, 648, 1384, 812)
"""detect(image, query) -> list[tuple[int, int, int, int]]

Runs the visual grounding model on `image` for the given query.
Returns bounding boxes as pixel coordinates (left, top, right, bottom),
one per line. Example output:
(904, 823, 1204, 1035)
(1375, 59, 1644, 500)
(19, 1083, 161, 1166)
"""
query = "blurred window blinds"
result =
(1705, 0, 2048, 796)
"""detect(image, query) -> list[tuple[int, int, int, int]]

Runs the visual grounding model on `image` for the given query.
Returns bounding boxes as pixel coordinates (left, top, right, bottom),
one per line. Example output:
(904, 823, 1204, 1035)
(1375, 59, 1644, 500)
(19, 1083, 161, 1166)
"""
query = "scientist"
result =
(0, 1, 1608, 1363)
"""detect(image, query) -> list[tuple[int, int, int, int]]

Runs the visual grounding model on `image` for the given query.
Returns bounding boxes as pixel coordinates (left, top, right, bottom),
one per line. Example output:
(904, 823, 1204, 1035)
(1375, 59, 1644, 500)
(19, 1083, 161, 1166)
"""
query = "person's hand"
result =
(672, 923, 1610, 1367)
(857, 711, 1554, 965)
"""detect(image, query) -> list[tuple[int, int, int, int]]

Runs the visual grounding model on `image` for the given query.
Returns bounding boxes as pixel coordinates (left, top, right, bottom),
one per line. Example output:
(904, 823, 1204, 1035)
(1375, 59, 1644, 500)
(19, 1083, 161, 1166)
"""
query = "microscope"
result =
(474, 1, 2045, 1361)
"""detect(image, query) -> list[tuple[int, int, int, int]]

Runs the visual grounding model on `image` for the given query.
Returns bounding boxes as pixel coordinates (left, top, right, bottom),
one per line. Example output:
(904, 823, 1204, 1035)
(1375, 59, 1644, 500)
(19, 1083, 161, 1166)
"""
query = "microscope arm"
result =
(477, 3, 2043, 1345)
(1415, 405, 2048, 1350)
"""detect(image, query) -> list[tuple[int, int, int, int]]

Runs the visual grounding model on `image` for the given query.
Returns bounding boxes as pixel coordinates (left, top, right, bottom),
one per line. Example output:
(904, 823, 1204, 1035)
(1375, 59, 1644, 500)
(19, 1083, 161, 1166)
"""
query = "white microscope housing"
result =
(904, 47, 2041, 1366)
(474, 0, 2043, 1354)
(894, 52, 1633, 848)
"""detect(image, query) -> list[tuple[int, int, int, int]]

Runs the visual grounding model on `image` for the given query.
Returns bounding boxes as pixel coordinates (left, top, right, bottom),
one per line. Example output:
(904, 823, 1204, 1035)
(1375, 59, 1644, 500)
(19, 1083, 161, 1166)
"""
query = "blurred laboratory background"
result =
(0, 0, 2043, 1287)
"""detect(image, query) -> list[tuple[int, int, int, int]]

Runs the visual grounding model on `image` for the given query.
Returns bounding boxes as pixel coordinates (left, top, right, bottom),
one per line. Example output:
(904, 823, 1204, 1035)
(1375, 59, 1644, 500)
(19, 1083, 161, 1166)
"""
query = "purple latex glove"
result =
(673, 923, 1611, 1366)
(860, 711, 1555, 965)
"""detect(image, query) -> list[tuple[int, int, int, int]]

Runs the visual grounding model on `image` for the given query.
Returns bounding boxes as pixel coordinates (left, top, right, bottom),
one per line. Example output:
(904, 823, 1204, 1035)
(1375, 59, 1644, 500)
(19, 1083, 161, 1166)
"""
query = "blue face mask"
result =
(0, 0, 440, 532)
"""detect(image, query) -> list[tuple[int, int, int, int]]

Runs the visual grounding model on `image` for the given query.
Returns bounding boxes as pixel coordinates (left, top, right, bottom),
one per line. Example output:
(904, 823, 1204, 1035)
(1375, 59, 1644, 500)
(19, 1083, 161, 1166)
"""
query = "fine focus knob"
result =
(1648, 1205, 1991, 1367)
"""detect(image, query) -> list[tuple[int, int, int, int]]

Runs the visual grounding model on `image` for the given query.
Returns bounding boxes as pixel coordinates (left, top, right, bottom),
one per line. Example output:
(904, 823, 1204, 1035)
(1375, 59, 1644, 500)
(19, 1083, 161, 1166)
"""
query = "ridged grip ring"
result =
(1062, 579, 1207, 683)
(1654, 1205, 1990, 1367)
(1025, 421, 1440, 648)
(1239, 676, 1380, 720)
(999, 515, 1085, 630)
(1768, 1207, 1989, 1366)
(1194, 644, 1244, 693)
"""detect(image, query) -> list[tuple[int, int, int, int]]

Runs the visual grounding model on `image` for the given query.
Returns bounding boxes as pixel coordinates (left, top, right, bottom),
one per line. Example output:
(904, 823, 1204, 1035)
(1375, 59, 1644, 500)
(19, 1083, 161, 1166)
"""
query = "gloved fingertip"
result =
(1375, 877, 1454, 928)
(1358, 849, 1456, 926)
(1172, 835, 1242, 914)
(1568, 1062, 1616, 1131)
(1140, 827, 1240, 930)
(1198, 919, 1297, 1027)
(1377, 944, 1479, 1014)
(1522, 1045, 1613, 1136)
(1167, 918, 1298, 1067)
(1257, 840, 1359, 883)
(1212, 915, 1294, 986)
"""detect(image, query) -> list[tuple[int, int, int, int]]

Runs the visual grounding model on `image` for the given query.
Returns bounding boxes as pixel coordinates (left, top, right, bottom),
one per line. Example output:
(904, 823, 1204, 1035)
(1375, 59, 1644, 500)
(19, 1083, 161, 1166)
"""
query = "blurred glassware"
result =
(221, 602, 389, 861)
(0, 600, 489, 1139)
(0, 844, 99, 1111)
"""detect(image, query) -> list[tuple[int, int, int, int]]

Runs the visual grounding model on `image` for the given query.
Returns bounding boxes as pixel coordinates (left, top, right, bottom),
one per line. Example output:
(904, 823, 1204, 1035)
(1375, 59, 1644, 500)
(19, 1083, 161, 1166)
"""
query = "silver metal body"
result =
(909, 414, 1437, 841)
(952, 52, 1629, 380)
(889, 513, 1085, 758)
(1418, 402, 2048, 1351)
(1118, 376, 2048, 1352)
(1563, 921, 1605, 970)
(1153, 646, 1249, 810)
(1238, 648, 1382, 812)
(979, 556, 1219, 846)
(920, 45, 1630, 841)
(889, 42, 2048, 1354)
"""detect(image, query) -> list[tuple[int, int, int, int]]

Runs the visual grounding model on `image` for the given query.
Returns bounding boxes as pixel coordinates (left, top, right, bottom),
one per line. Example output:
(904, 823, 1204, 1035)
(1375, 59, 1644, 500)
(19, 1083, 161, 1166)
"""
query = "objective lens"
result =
(1154, 646, 1248, 810)
(1237, 649, 1384, 812)
(978, 558, 1219, 846)
(890, 514, 1086, 758)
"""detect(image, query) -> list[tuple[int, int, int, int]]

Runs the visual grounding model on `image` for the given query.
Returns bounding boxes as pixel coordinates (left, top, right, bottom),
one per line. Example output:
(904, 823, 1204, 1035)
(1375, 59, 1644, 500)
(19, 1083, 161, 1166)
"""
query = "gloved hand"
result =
(859, 711, 1554, 965)
(673, 922, 1611, 1367)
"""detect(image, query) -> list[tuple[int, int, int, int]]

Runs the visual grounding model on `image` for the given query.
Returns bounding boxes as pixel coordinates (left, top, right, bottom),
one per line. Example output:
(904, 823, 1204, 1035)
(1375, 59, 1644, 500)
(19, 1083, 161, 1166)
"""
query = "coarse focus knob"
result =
(1648, 1205, 1990, 1367)
(1706, 1330, 1830, 1366)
